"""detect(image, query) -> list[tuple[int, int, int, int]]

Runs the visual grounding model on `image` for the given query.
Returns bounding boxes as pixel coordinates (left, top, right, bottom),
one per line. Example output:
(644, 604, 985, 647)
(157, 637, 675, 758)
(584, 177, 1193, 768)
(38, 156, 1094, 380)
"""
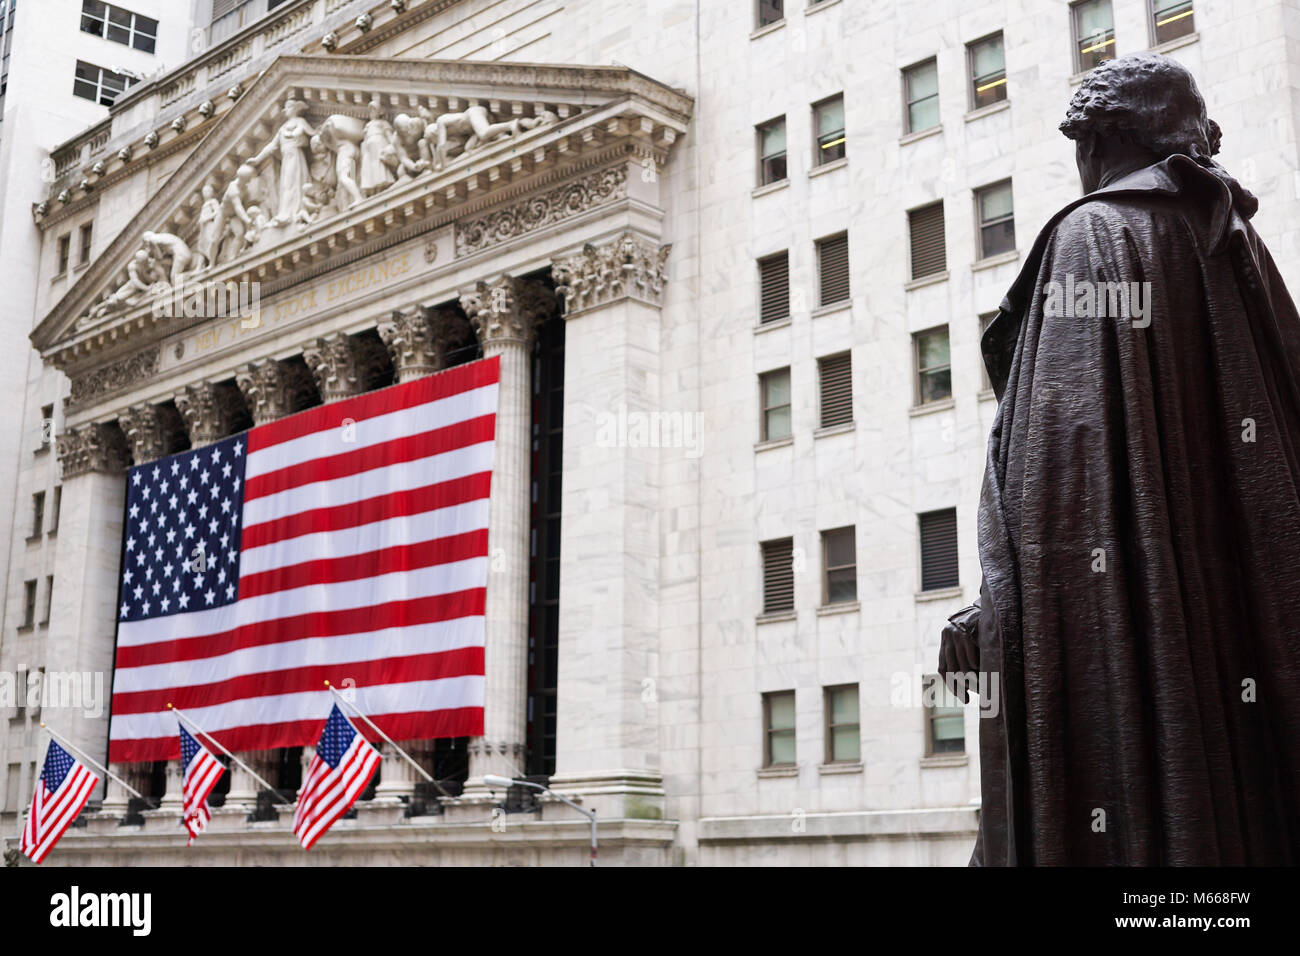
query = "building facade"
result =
(3, 0, 1296, 866)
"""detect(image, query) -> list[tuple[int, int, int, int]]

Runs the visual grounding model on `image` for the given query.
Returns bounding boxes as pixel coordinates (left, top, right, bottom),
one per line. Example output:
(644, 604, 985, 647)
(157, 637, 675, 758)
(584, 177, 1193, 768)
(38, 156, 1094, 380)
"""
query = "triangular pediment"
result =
(34, 54, 692, 367)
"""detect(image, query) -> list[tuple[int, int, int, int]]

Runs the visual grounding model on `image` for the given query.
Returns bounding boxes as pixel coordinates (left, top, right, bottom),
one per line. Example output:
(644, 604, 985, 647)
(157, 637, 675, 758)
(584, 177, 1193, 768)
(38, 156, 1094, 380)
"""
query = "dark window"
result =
(57, 236, 70, 275)
(758, 252, 790, 324)
(760, 368, 791, 441)
(915, 326, 952, 405)
(817, 351, 852, 428)
(757, 116, 787, 186)
(1151, 0, 1194, 44)
(976, 180, 1016, 258)
(50, 486, 61, 533)
(908, 202, 946, 280)
(21, 579, 36, 628)
(31, 492, 44, 537)
(756, 0, 784, 28)
(925, 674, 965, 754)
(73, 60, 135, 106)
(39, 404, 54, 452)
(813, 94, 846, 165)
(817, 233, 850, 306)
(1072, 0, 1116, 72)
(763, 690, 796, 766)
(919, 508, 959, 591)
(822, 526, 856, 605)
(968, 32, 1007, 109)
(41, 576, 53, 626)
(903, 58, 939, 133)
(761, 537, 795, 614)
(79, 223, 94, 265)
(81, 2, 157, 53)
(825, 684, 860, 762)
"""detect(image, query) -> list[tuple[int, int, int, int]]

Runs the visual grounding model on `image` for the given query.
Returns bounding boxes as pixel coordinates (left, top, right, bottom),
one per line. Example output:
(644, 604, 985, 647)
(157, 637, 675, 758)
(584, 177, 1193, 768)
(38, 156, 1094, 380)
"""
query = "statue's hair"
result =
(1060, 54, 1220, 164)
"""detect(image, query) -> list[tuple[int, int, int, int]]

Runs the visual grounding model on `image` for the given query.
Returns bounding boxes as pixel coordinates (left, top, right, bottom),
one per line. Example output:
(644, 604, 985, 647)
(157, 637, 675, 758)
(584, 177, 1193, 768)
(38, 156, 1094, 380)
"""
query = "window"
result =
(39, 404, 54, 452)
(824, 684, 860, 763)
(758, 252, 790, 325)
(1151, 0, 1194, 44)
(756, 0, 784, 28)
(903, 58, 939, 134)
(81, 2, 158, 53)
(73, 60, 136, 106)
(968, 32, 1007, 109)
(761, 538, 795, 614)
(760, 368, 791, 442)
(976, 180, 1016, 259)
(21, 579, 36, 628)
(57, 236, 70, 275)
(925, 675, 965, 754)
(50, 486, 61, 534)
(908, 202, 946, 280)
(41, 576, 53, 626)
(763, 690, 796, 766)
(914, 326, 952, 405)
(821, 526, 856, 604)
(756, 116, 787, 186)
(79, 223, 94, 265)
(30, 492, 44, 538)
(979, 312, 997, 391)
(818, 352, 853, 428)
(816, 233, 850, 306)
(919, 508, 960, 591)
(813, 95, 846, 165)
(1072, 0, 1115, 73)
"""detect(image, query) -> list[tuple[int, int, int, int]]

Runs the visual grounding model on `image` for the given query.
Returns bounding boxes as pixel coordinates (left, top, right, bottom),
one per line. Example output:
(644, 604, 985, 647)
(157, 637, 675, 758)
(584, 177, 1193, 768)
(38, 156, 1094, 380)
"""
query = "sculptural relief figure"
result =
(215, 163, 264, 263)
(937, 54, 1300, 866)
(360, 97, 399, 196)
(315, 114, 365, 210)
(81, 249, 164, 325)
(141, 230, 194, 288)
(194, 183, 222, 271)
(392, 113, 430, 181)
(299, 135, 338, 224)
(252, 98, 316, 227)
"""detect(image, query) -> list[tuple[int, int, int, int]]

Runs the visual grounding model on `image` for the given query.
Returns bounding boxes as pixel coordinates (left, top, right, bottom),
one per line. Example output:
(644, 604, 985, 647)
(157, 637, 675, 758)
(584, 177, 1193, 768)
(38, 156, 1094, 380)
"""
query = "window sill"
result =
(817, 600, 859, 616)
(809, 157, 847, 178)
(34, 445, 50, 457)
(972, 249, 1019, 272)
(1150, 32, 1198, 56)
(755, 316, 791, 334)
(73, 260, 90, 274)
(754, 435, 793, 453)
(50, 272, 68, 284)
(899, 125, 942, 146)
(978, 388, 996, 402)
(750, 19, 785, 40)
(909, 397, 954, 417)
(25, 533, 41, 545)
(16, 624, 33, 633)
(916, 585, 963, 603)
(811, 301, 851, 319)
(814, 421, 854, 439)
(819, 760, 863, 775)
(756, 609, 797, 625)
(921, 753, 969, 768)
(806, 0, 842, 13)
(964, 99, 1010, 123)
(751, 178, 790, 198)
(904, 271, 948, 291)
(757, 764, 799, 778)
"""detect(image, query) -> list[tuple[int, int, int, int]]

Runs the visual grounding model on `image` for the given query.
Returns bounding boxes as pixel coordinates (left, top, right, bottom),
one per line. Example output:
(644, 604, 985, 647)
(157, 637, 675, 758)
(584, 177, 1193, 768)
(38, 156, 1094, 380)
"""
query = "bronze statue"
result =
(940, 53, 1300, 865)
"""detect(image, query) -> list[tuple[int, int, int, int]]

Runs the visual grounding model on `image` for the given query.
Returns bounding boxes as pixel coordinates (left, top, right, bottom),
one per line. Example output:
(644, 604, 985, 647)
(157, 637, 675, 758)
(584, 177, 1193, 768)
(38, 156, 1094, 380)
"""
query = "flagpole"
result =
(166, 703, 291, 803)
(39, 723, 142, 798)
(323, 682, 451, 797)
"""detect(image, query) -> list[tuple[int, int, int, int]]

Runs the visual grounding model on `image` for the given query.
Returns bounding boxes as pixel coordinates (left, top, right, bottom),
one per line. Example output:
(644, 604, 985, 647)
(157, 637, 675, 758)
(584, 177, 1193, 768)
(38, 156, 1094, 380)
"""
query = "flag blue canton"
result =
(317, 705, 358, 768)
(118, 434, 247, 622)
(41, 741, 75, 791)
(179, 724, 203, 770)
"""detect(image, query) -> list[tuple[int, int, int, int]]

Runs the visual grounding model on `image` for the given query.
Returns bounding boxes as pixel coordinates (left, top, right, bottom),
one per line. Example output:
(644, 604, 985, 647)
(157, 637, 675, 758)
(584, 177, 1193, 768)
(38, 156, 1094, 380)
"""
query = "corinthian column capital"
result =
(552, 230, 671, 315)
(235, 358, 292, 425)
(119, 403, 165, 464)
(175, 382, 230, 446)
(302, 332, 363, 403)
(460, 275, 556, 351)
(56, 421, 131, 480)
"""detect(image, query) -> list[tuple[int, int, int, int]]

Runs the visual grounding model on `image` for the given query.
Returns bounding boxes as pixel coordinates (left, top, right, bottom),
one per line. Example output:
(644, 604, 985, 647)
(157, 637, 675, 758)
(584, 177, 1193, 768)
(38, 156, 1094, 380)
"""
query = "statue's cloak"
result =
(975, 154, 1300, 865)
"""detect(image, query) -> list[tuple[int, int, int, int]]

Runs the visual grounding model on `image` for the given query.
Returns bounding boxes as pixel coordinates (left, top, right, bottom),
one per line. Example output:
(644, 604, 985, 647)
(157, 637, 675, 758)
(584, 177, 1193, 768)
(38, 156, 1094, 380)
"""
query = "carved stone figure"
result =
(252, 97, 316, 227)
(195, 183, 222, 270)
(392, 113, 430, 180)
(215, 163, 263, 263)
(141, 230, 194, 288)
(82, 250, 164, 325)
(421, 104, 518, 171)
(360, 97, 399, 196)
(938, 53, 1300, 865)
(315, 114, 365, 209)
(300, 136, 337, 224)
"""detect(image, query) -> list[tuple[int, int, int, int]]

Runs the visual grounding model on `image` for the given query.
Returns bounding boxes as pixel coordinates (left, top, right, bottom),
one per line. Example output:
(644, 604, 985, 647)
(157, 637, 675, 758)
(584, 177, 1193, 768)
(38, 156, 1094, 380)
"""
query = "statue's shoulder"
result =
(1047, 192, 1182, 249)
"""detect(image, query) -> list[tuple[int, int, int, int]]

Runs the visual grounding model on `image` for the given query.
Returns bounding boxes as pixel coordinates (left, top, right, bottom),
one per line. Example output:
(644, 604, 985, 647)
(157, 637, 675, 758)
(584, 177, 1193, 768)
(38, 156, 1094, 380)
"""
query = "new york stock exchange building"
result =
(2, 0, 999, 867)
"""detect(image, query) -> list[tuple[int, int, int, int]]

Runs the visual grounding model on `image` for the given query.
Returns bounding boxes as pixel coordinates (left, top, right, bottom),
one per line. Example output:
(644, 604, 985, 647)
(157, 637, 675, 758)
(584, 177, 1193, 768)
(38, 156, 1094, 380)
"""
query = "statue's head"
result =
(368, 97, 383, 120)
(235, 163, 256, 182)
(1060, 53, 1219, 192)
(283, 98, 309, 118)
(202, 183, 215, 199)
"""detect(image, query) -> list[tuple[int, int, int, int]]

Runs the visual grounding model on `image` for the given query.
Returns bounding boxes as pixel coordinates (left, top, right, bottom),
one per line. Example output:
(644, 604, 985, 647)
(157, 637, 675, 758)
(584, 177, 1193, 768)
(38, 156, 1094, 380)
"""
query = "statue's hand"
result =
(938, 604, 981, 703)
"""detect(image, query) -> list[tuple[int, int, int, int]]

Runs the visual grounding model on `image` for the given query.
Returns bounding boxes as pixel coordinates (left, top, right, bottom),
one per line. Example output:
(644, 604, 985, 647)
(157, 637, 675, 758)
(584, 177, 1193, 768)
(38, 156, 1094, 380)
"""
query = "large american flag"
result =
(293, 704, 382, 850)
(107, 358, 498, 762)
(179, 723, 225, 845)
(20, 740, 99, 865)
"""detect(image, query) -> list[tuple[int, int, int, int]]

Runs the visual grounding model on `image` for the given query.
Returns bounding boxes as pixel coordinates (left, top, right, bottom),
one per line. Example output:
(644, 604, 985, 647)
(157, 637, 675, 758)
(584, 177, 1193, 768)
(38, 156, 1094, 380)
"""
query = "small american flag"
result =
(179, 724, 225, 845)
(107, 358, 497, 762)
(293, 705, 381, 850)
(19, 740, 99, 865)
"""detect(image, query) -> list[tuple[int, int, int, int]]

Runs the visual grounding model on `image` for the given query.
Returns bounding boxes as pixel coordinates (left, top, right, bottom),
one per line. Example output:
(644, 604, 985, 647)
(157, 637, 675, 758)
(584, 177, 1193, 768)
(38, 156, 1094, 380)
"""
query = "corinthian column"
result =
(302, 332, 362, 403)
(458, 275, 556, 790)
(234, 358, 292, 425)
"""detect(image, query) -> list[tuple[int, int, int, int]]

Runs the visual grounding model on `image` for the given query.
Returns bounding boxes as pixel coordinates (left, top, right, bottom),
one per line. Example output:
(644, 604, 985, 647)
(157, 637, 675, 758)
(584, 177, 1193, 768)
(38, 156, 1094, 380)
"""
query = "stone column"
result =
(159, 760, 184, 810)
(378, 306, 473, 383)
(302, 332, 362, 403)
(234, 358, 292, 425)
(49, 422, 131, 802)
(458, 276, 556, 790)
(174, 382, 231, 445)
(546, 231, 672, 819)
